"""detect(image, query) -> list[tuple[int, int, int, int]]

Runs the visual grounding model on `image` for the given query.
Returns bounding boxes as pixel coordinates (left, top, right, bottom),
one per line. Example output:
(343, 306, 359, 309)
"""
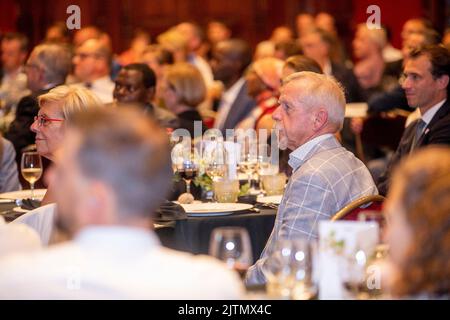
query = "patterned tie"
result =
(410, 119, 426, 154)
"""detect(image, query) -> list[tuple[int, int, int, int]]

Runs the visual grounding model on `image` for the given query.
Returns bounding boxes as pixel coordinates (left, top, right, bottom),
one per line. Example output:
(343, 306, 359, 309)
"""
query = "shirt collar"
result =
(420, 99, 446, 126)
(288, 134, 334, 170)
(74, 226, 160, 250)
(222, 77, 246, 104)
(323, 60, 332, 76)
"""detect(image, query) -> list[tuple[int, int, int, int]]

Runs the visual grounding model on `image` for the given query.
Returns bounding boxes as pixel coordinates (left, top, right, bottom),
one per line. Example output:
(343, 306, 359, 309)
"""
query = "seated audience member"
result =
(210, 39, 256, 133)
(381, 25, 403, 63)
(72, 38, 115, 103)
(30, 85, 103, 205)
(0, 33, 30, 131)
(314, 12, 347, 64)
(206, 20, 232, 55)
(140, 45, 174, 105)
(384, 146, 450, 299)
(117, 29, 150, 66)
(73, 26, 102, 48)
(278, 55, 324, 176)
(157, 28, 188, 63)
(295, 13, 315, 39)
(113, 63, 178, 128)
(176, 22, 214, 88)
(300, 28, 362, 103)
(353, 24, 398, 101)
(0, 107, 244, 299)
(0, 136, 21, 192)
(5, 43, 72, 163)
(44, 22, 71, 45)
(377, 45, 450, 196)
(161, 63, 206, 137)
(236, 57, 284, 132)
(246, 72, 378, 285)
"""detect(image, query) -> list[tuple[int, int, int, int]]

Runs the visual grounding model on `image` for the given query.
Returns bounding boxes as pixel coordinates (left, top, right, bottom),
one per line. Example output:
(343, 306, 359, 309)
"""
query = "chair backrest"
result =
(11, 203, 56, 246)
(332, 195, 385, 221)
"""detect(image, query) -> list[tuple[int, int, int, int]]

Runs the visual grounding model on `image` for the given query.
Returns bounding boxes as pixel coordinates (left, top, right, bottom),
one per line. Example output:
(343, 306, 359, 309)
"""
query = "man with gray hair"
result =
(5, 43, 72, 162)
(0, 107, 244, 299)
(246, 72, 378, 285)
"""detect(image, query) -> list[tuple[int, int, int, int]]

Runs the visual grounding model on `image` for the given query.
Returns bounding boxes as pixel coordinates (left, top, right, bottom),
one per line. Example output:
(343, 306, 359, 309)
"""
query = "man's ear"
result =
(436, 74, 449, 91)
(313, 108, 329, 132)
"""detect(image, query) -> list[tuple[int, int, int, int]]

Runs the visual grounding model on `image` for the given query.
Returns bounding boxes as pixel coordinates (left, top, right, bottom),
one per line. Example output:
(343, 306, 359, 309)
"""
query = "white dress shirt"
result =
(288, 134, 334, 171)
(214, 77, 246, 130)
(0, 226, 244, 299)
(419, 99, 446, 132)
(72, 76, 115, 104)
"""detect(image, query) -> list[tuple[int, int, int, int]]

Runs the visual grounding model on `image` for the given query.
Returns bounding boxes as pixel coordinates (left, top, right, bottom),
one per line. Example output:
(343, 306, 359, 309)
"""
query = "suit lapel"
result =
(417, 99, 450, 146)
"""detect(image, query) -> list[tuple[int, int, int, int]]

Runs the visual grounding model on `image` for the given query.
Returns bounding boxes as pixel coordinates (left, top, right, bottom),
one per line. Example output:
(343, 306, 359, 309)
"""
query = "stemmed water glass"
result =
(209, 227, 253, 279)
(204, 141, 227, 182)
(239, 137, 258, 188)
(21, 152, 43, 199)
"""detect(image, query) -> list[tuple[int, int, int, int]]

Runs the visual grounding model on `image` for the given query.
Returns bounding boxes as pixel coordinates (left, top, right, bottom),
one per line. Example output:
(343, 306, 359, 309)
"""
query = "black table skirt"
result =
(156, 209, 276, 263)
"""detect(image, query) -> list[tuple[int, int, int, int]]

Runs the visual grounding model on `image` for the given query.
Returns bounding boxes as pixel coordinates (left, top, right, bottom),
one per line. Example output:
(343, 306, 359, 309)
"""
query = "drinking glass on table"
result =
(21, 152, 43, 199)
(209, 227, 253, 279)
(263, 238, 315, 300)
(204, 141, 227, 182)
(177, 159, 198, 197)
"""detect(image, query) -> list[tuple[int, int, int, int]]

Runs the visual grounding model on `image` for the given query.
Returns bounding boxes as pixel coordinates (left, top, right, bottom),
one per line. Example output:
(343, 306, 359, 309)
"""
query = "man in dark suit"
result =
(300, 28, 363, 103)
(5, 43, 72, 163)
(210, 39, 256, 136)
(378, 45, 450, 196)
(112, 63, 178, 129)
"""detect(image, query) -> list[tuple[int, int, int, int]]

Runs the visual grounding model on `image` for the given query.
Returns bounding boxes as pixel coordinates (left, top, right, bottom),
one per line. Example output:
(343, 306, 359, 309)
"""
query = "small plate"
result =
(0, 189, 47, 201)
(179, 203, 253, 217)
(256, 195, 283, 205)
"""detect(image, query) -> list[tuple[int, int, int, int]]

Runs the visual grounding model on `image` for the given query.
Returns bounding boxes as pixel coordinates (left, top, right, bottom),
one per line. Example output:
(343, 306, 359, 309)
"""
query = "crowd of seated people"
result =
(0, 12, 449, 299)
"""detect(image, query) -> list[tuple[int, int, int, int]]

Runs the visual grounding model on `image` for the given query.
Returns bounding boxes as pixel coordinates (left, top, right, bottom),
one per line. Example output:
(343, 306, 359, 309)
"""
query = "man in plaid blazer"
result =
(246, 72, 378, 285)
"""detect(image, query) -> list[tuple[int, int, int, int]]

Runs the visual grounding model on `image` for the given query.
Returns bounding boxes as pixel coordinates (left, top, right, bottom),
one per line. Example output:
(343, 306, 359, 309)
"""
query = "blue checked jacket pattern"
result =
(246, 136, 378, 285)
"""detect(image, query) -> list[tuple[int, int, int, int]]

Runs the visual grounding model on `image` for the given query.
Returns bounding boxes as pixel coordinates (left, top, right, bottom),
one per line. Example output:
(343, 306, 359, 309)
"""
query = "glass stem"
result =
(186, 180, 191, 194)
(30, 182, 35, 199)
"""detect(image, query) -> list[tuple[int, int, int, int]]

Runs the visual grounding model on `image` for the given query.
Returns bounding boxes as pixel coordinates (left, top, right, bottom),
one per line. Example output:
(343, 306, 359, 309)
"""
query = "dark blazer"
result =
(220, 81, 256, 134)
(377, 99, 450, 195)
(331, 62, 364, 103)
(4, 90, 49, 163)
(176, 109, 205, 138)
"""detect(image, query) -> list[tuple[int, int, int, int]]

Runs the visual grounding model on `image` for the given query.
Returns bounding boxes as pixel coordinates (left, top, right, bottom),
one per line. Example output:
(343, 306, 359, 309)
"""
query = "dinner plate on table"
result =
(179, 203, 254, 217)
(256, 195, 283, 205)
(0, 189, 47, 201)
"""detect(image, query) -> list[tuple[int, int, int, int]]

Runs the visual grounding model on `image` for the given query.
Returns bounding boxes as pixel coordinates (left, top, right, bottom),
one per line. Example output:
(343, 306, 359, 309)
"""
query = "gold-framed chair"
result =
(331, 195, 385, 221)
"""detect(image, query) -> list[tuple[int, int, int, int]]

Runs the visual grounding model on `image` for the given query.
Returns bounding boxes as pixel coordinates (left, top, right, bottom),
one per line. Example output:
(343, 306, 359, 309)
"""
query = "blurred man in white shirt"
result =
(72, 39, 114, 103)
(0, 107, 244, 299)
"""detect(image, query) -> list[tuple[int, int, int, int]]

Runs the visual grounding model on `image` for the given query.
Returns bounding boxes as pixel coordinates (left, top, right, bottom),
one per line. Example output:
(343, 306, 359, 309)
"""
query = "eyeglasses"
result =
(74, 52, 101, 60)
(114, 82, 142, 94)
(33, 115, 65, 127)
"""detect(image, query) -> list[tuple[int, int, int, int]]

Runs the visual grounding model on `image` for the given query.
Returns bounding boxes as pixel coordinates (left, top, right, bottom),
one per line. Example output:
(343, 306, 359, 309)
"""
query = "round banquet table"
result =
(155, 208, 277, 264)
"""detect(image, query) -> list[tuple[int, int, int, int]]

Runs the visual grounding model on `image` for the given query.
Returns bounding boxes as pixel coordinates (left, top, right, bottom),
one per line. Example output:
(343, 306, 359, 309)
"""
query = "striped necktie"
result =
(410, 119, 426, 154)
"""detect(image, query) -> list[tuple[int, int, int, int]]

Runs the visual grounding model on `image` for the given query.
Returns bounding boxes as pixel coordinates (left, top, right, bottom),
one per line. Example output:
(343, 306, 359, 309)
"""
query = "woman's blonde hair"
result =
(165, 63, 206, 108)
(389, 146, 450, 297)
(38, 85, 103, 121)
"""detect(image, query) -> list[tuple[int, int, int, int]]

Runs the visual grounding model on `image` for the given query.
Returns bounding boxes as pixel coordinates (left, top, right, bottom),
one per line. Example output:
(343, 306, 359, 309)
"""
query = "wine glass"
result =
(205, 142, 227, 182)
(263, 238, 315, 300)
(21, 152, 43, 199)
(209, 227, 253, 279)
(177, 158, 198, 196)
